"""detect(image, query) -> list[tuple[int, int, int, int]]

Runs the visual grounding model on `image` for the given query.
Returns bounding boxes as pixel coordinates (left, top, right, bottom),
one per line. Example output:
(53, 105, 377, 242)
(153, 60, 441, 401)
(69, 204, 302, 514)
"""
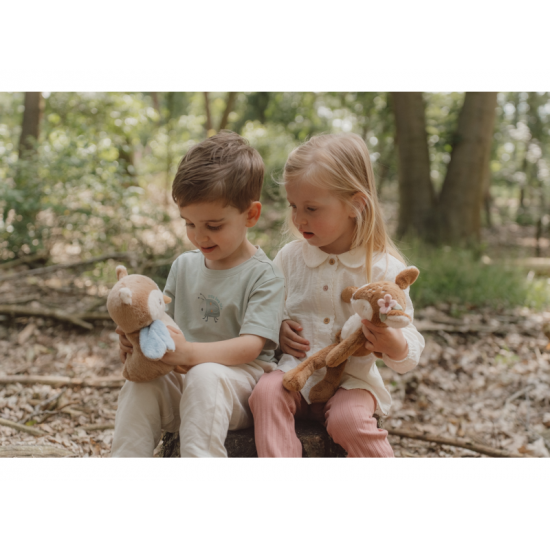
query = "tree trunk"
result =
(437, 92, 498, 243)
(218, 92, 237, 131)
(391, 92, 435, 239)
(18, 92, 43, 158)
(203, 92, 214, 136)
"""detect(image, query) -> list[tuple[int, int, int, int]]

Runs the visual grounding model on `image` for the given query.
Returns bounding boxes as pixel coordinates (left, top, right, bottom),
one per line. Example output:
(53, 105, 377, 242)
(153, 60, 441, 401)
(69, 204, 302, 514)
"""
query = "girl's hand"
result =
(162, 325, 192, 366)
(361, 319, 408, 361)
(280, 320, 310, 359)
(116, 326, 133, 364)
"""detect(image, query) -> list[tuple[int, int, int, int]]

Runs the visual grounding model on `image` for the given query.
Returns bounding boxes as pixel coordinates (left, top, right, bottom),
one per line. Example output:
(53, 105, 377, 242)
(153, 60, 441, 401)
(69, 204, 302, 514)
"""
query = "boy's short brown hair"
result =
(172, 131, 264, 212)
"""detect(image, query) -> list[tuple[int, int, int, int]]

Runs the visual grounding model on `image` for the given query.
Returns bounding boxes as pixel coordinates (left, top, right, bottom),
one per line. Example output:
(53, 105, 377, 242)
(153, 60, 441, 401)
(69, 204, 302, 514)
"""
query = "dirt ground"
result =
(1, 302, 549, 458)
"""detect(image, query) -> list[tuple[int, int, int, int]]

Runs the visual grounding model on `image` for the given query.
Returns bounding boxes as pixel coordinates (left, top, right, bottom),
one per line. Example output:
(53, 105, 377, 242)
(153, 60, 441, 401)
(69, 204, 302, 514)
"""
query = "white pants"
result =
(111, 360, 269, 457)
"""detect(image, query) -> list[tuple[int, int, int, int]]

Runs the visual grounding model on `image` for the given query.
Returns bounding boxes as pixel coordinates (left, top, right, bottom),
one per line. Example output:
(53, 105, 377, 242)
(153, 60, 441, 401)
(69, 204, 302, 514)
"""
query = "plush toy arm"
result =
(282, 343, 338, 393)
(140, 320, 176, 361)
(325, 328, 367, 368)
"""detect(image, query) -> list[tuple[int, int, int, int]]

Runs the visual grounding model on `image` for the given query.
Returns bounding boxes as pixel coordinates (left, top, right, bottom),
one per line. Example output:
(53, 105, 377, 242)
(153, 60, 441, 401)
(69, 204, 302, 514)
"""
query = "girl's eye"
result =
(185, 223, 195, 228)
(207, 225, 222, 231)
(288, 204, 296, 209)
(307, 207, 317, 212)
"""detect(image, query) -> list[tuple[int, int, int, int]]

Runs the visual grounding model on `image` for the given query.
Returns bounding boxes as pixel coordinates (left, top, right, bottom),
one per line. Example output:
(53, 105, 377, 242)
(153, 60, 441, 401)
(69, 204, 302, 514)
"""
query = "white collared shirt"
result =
(273, 240, 425, 415)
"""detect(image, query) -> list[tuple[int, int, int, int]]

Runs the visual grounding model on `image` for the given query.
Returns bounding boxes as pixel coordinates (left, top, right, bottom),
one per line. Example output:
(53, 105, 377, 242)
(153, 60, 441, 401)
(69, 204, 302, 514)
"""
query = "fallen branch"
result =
(0, 375, 125, 388)
(0, 417, 48, 437)
(414, 319, 538, 337)
(21, 389, 66, 425)
(387, 427, 523, 458)
(0, 251, 134, 282)
(0, 445, 73, 457)
(0, 305, 94, 330)
(80, 423, 115, 431)
(0, 251, 49, 271)
(35, 401, 81, 424)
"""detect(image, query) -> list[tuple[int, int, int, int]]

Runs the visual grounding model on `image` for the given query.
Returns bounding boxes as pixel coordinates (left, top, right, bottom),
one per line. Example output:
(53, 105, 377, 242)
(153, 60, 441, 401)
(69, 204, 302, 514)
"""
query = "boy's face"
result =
(179, 200, 261, 268)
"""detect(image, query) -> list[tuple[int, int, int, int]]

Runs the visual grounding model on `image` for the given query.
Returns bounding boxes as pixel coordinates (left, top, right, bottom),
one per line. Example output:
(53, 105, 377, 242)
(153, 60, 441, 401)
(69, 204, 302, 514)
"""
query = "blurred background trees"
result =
(2, 91, 550, 310)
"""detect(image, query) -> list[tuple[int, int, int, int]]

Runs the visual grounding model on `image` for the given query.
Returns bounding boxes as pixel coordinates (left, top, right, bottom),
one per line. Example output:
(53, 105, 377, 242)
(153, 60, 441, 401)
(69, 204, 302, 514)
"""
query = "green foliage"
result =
(406, 244, 550, 311)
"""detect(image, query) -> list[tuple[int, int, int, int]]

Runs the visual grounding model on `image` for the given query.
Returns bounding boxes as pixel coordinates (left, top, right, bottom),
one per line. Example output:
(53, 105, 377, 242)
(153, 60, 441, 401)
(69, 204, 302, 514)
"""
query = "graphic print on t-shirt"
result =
(198, 293, 223, 323)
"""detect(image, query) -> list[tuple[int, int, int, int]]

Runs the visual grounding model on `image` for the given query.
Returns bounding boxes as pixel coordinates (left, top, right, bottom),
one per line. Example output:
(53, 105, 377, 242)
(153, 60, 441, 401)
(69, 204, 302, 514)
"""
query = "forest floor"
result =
(1, 292, 550, 458)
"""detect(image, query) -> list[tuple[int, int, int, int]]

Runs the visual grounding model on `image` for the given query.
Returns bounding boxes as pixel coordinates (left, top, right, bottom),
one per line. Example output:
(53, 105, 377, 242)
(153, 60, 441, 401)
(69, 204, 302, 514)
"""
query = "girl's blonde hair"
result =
(283, 133, 405, 282)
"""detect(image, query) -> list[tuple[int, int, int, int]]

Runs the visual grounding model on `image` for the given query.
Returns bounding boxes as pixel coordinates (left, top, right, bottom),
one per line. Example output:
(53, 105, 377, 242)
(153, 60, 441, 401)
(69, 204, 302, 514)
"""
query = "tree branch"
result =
(0, 375, 125, 388)
(387, 427, 523, 458)
(0, 251, 134, 282)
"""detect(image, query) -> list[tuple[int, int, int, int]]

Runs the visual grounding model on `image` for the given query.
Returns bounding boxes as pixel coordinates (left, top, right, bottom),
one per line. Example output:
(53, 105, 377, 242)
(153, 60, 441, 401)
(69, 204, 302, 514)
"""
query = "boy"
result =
(111, 131, 285, 457)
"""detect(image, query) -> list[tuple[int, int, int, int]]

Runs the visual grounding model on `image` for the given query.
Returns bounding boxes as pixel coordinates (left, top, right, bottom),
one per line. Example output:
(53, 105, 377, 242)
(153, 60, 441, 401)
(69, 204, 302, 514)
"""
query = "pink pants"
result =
(249, 370, 394, 457)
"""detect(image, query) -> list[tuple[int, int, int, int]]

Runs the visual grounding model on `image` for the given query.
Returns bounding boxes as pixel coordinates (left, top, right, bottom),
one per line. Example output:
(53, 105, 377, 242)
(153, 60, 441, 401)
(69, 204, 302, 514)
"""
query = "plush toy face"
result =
(344, 267, 419, 329)
(107, 265, 172, 334)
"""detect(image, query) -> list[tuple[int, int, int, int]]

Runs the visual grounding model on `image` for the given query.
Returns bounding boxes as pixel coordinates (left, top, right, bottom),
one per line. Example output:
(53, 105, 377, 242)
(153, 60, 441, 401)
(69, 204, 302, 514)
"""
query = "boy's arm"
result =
(163, 327, 266, 366)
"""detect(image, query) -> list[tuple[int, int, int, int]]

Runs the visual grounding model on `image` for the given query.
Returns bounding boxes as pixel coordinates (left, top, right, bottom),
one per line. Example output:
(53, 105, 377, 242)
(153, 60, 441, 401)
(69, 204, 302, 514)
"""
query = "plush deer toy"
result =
(107, 265, 186, 382)
(282, 266, 419, 403)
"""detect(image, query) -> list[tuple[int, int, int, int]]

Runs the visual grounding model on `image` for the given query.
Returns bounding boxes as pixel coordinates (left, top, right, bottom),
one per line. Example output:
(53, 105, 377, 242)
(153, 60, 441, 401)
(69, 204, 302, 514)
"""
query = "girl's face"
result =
(285, 179, 359, 255)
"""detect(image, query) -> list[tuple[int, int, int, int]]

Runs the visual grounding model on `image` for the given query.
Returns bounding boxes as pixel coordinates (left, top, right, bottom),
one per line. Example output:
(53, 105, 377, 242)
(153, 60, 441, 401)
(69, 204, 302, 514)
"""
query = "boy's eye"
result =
(288, 204, 296, 209)
(207, 225, 222, 231)
(185, 223, 195, 228)
(307, 207, 317, 212)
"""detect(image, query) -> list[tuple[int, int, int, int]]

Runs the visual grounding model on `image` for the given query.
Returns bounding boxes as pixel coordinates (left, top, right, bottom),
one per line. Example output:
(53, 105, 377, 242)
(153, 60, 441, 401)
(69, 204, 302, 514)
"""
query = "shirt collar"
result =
(301, 240, 366, 268)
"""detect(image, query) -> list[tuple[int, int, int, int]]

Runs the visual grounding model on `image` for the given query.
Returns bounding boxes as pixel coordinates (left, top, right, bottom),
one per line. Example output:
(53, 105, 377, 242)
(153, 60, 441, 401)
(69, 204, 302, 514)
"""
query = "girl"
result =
(248, 133, 425, 457)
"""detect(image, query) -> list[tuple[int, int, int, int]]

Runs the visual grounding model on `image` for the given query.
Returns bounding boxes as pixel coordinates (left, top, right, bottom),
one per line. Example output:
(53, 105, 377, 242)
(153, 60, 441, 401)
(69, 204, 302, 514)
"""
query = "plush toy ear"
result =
(341, 286, 358, 303)
(119, 287, 133, 305)
(163, 295, 172, 304)
(116, 265, 129, 281)
(395, 267, 419, 290)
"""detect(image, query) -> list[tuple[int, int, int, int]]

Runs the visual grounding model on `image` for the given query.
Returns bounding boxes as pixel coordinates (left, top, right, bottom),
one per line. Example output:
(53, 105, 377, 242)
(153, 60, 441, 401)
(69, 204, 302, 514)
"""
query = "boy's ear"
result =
(245, 201, 262, 228)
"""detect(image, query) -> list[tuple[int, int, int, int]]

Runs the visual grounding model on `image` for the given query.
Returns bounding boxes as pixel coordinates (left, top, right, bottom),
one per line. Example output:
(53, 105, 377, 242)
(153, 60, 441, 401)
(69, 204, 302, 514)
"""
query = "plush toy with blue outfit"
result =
(107, 265, 186, 382)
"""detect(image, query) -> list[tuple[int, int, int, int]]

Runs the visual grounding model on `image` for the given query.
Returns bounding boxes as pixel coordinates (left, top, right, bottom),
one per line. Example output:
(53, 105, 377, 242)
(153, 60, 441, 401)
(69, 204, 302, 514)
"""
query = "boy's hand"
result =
(116, 326, 133, 364)
(162, 325, 192, 367)
(280, 320, 310, 359)
(361, 319, 408, 361)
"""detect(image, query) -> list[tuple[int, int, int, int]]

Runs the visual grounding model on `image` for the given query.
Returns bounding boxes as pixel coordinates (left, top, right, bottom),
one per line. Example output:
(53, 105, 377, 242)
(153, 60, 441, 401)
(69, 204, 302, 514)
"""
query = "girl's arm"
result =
(364, 258, 426, 373)
(272, 246, 311, 358)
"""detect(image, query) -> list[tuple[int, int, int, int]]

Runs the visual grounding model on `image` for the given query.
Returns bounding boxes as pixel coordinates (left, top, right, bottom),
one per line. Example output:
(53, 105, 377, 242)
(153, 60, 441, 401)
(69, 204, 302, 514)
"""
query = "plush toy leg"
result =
(282, 344, 337, 393)
(308, 360, 347, 404)
(326, 328, 367, 368)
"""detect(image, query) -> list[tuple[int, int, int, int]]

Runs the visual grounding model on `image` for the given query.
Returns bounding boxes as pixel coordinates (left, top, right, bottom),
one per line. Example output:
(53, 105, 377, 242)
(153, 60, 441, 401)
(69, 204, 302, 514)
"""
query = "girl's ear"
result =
(348, 192, 368, 218)
(245, 201, 262, 228)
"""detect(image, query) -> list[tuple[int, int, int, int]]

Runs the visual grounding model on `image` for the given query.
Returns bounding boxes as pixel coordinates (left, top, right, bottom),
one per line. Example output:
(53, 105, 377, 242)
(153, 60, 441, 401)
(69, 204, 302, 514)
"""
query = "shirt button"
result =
(323, 285, 328, 291)
(323, 317, 330, 324)
(329, 259, 335, 265)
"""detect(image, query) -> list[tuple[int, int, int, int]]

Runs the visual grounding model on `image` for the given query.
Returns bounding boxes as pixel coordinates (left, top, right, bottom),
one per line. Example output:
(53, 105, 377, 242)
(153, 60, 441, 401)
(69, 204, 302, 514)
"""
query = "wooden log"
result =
(0, 375, 124, 388)
(0, 445, 73, 458)
(512, 257, 550, 275)
(160, 419, 347, 458)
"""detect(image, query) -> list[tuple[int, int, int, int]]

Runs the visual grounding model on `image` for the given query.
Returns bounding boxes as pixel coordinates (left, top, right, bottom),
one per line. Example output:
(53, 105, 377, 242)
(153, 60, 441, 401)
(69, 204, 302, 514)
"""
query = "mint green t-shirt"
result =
(163, 247, 285, 363)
